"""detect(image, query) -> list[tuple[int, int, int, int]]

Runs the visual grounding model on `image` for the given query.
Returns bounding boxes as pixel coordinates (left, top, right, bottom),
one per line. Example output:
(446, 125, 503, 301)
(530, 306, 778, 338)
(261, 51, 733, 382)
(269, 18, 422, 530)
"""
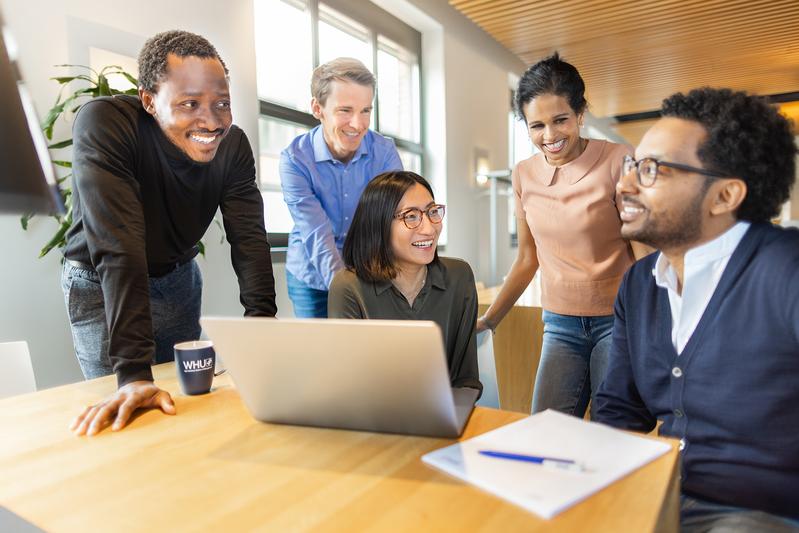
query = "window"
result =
(508, 92, 534, 247)
(318, 5, 372, 70)
(258, 116, 310, 234)
(253, 0, 313, 112)
(253, 0, 423, 245)
(509, 105, 535, 166)
(377, 36, 420, 143)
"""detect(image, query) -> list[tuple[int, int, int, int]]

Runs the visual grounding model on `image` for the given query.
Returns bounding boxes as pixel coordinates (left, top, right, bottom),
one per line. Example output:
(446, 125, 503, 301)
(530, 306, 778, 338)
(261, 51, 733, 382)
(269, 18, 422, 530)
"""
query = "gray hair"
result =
(311, 57, 375, 105)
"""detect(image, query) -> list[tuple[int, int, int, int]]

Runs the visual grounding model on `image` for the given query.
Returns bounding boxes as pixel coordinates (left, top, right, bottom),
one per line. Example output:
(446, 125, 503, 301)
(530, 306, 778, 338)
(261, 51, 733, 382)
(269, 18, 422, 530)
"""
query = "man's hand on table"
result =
(70, 380, 176, 436)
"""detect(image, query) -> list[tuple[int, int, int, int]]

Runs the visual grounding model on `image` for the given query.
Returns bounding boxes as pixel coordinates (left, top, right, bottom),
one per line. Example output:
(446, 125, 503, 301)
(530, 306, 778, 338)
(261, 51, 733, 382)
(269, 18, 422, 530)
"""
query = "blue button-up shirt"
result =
(280, 125, 402, 290)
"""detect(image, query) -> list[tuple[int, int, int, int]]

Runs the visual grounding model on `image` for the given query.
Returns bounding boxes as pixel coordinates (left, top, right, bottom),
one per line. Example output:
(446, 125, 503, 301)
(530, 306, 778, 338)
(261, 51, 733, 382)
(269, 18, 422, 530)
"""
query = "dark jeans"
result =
(531, 310, 614, 419)
(61, 259, 203, 379)
(681, 495, 799, 532)
(286, 270, 328, 318)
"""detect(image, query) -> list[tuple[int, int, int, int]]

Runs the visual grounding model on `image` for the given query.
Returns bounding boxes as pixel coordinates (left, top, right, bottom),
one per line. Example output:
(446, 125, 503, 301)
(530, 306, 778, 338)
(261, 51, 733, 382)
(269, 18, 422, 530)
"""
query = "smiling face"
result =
(522, 93, 584, 166)
(390, 183, 442, 274)
(617, 117, 717, 253)
(312, 80, 374, 163)
(140, 54, 232, 163)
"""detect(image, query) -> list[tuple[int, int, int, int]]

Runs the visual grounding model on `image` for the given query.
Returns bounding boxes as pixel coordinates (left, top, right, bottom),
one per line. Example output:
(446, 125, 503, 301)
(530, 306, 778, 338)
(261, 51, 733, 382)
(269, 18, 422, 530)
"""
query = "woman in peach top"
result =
(477, 53, 640, 419)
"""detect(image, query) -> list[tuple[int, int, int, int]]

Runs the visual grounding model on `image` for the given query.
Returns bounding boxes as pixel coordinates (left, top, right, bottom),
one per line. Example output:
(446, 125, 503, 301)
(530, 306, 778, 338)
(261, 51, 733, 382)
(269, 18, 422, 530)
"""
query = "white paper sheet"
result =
(422, 410, 671, 519)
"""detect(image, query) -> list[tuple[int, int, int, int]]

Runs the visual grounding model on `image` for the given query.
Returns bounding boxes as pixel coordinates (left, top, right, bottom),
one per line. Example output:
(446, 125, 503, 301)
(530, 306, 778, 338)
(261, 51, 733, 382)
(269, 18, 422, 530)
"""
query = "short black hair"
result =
(138, 30, 228, 92)
(343, 171, 439, 282)
(661, 87, 797, 222)
(514, 52, 587, 120)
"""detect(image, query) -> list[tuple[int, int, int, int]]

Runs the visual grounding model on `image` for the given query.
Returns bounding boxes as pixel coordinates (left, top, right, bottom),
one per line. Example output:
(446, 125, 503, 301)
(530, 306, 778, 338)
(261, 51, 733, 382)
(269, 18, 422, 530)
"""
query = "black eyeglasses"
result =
(394, 204, 446, 229)
(622, 155, 726, 187)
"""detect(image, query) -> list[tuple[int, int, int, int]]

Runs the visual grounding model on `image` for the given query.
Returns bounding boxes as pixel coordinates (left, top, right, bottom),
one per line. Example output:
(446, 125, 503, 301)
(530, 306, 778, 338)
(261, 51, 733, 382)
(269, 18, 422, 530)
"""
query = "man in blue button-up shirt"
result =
(280, 57, 402, 317)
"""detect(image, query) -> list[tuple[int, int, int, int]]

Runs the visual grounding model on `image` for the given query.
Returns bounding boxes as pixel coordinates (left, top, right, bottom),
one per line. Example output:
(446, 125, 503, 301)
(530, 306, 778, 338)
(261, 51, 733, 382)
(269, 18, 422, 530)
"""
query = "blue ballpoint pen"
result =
(478, 450, 586, 472)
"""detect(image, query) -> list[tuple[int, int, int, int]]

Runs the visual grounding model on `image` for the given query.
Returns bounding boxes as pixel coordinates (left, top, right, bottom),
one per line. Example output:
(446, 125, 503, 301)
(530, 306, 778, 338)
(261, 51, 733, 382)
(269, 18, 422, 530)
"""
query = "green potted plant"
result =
(21, 64, 138, 257)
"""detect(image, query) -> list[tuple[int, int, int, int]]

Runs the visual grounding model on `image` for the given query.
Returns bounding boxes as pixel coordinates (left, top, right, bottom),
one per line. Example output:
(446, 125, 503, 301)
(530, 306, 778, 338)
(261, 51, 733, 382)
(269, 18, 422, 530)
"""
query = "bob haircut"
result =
(343, 171, 439, 282)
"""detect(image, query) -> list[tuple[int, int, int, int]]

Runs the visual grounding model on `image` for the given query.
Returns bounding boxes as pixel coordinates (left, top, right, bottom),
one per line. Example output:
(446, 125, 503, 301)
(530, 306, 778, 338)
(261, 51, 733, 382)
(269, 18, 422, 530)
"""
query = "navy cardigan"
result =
(594, 222, 799, 519)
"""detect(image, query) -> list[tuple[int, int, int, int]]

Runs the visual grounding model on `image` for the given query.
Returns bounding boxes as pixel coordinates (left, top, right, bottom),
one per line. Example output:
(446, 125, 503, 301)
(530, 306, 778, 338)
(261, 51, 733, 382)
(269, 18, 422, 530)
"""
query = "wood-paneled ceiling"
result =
(449, 0, 799, 131)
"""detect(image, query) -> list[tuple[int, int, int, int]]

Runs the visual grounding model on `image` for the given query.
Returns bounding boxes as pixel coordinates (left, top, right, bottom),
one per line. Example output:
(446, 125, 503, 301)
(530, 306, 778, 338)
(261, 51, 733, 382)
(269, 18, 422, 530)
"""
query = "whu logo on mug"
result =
(182, 357, 213, 373)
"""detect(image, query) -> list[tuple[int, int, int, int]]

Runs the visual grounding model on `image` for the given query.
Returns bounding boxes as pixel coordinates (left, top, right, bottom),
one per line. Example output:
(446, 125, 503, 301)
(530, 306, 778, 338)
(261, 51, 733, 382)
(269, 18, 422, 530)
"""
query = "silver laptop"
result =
(200, 317, 479, 438)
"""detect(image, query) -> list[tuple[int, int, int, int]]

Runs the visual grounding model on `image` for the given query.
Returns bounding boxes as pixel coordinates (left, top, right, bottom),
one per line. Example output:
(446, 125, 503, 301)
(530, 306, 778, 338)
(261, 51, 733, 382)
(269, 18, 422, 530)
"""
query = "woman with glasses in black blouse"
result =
(328, 171, 482, 394)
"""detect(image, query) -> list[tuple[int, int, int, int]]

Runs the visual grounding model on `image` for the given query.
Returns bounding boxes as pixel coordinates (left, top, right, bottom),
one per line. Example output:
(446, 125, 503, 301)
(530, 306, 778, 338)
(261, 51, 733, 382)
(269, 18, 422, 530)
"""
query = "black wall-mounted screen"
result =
(0, 12, 63, 215)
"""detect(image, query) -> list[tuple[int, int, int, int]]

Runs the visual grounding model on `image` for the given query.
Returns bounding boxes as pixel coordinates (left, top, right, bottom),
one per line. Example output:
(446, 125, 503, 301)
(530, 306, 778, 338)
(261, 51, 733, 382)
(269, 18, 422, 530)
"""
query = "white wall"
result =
(0, 0, 290, 389)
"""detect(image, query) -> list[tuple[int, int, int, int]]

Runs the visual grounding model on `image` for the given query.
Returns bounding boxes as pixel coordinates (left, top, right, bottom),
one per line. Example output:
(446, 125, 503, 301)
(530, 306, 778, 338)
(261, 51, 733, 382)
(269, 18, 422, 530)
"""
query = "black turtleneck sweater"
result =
(65, 95, 276, 387)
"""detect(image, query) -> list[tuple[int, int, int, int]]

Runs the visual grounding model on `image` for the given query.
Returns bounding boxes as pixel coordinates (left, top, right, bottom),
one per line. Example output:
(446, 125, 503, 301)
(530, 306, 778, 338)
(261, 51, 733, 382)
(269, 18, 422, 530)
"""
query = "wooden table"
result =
(478, 285, 544, 413)
(0, 364, 679, 532)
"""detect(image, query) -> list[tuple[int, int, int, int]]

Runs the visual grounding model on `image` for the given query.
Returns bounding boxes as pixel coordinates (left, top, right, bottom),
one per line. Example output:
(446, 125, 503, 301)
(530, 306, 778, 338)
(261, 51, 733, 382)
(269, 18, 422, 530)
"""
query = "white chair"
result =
(0, 341, 36, 399)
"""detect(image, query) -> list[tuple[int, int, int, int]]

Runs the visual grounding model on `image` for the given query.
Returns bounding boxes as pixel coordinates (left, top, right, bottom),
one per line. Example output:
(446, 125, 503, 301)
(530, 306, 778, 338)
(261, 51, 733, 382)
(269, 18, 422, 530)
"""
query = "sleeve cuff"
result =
(116, 364, 154, 388)
(453, 377, 483, 400)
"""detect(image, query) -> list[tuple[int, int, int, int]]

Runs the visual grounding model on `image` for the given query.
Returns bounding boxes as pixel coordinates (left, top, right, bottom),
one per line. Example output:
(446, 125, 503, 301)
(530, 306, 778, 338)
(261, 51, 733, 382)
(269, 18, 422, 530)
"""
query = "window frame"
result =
(256, 0, 424, 249)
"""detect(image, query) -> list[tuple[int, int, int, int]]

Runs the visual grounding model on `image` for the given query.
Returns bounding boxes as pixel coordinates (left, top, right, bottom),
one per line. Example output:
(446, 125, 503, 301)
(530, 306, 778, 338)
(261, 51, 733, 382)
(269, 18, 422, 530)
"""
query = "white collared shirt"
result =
(652, 221, 750, 354)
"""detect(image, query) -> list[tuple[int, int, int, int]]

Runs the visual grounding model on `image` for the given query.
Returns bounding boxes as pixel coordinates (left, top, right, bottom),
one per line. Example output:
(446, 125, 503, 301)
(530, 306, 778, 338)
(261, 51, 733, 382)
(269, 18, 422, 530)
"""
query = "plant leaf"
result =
(51, 76, 79, 84)
(196, 240, 206, 257)
(121, 72, 139, 86)
(39, 216, 71, 258)
(54, 64, 95, 71)
(41, 100, 67, 138)
(67, 74, 97, 85)
(213, 217, 226, 244)
(97, 74, 111, 96)
(20, 212, 34, 230)
(48, 138, 73, 150)
(98, 65, 123, 76)
(41, 91, 88, 136)
(34, 63, 139, 259)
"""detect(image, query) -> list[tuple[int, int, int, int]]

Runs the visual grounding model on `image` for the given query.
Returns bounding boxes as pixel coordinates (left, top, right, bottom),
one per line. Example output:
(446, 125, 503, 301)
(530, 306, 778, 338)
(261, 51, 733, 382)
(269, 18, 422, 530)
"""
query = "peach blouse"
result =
(513, 139, 635, 316)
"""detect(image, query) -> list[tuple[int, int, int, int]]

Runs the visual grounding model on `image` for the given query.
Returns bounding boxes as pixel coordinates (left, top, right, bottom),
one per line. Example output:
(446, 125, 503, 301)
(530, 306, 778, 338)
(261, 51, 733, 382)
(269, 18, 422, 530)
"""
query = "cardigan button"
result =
(672, 367, 683, 378)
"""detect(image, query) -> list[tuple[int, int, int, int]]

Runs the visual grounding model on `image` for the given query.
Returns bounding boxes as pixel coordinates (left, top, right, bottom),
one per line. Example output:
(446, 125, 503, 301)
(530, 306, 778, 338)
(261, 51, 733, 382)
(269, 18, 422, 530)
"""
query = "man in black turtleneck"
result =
(63, 30, 276, 436)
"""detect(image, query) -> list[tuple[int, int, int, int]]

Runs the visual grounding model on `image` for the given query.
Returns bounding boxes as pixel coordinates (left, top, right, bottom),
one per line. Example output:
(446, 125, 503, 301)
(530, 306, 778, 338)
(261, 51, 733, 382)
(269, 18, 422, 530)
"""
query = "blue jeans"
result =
(61, 259, 203, 379)
(531, 310, 614, 419)
(286, 270, 328, 318)
(681, 495, 799, 532)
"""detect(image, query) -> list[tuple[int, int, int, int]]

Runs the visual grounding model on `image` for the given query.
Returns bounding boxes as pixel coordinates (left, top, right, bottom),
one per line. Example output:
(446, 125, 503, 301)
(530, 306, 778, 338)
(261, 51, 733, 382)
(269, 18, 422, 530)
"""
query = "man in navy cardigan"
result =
(594, 87, 799, 532)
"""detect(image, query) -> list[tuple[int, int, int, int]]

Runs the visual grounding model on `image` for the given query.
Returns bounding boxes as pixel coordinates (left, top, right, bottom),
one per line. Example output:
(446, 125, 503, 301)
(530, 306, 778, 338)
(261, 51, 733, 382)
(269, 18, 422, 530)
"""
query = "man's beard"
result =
(623, 190, 706, 250)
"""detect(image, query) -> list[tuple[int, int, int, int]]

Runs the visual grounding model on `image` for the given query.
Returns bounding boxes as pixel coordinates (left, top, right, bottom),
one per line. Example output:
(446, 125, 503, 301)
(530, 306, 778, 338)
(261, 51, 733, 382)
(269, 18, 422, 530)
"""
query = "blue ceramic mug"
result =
(174, 340, 225, 395)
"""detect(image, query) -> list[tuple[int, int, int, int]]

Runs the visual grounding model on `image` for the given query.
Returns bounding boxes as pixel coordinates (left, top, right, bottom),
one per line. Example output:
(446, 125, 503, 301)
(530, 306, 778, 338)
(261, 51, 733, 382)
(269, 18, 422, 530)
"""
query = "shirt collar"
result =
(374, 259, 447, 295)
(532, 138, 606, 186)
(652, 221, 751, 290)
(312, 126, 369, 165)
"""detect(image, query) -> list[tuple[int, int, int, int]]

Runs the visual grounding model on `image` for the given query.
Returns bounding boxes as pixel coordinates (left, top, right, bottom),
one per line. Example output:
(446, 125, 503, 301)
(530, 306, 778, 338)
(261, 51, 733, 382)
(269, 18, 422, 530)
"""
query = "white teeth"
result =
(544, 139, 566, 151)
(190, 134, 217, 144)
(412, 240, 433, 247)
(343, 131, 360, 137)
(623, 205, 644, 214)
